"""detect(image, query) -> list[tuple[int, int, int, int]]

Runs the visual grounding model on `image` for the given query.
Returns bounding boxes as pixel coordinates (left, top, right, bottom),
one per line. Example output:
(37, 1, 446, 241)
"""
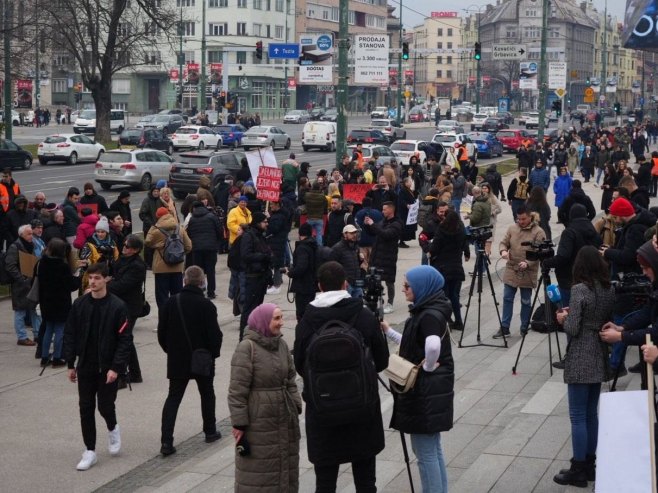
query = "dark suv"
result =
(168, 150, 246, 199)
(346, 129, 389, 145)
(119, 128, 174, 155)
(143, 114, 185, 134)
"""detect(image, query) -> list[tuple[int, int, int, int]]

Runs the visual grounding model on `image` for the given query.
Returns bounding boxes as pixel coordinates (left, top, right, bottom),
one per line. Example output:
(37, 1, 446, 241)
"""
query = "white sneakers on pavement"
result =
(383, 303, 394, 314)
(76, 450, 97, 471)
(266, 286, 281, 295)
(108, 425, 121, 456)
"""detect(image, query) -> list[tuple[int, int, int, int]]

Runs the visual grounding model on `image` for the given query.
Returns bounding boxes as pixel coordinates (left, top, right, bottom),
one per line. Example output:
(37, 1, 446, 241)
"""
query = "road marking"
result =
(47, 180, 75, 184)
(39, 172, 94, 180)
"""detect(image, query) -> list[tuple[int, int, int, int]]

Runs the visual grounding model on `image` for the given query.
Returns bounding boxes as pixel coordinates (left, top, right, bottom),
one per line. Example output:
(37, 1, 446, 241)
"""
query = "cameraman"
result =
(495, 206, 546, 338)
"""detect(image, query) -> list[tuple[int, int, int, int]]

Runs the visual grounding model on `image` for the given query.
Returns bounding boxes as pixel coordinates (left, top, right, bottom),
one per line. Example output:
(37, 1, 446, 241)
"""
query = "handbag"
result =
(176, 295, 213, 377)
(26, 261, 40, 304)
(138, 279, 150, 318)
(383, 353, 424, 394)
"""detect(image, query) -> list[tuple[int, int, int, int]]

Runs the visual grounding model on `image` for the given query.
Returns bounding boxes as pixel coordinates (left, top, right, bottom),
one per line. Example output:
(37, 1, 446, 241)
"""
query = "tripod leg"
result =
(512, 331, 528, 374)
(459, 261, 480, 348)
(483, 256, 505, 346)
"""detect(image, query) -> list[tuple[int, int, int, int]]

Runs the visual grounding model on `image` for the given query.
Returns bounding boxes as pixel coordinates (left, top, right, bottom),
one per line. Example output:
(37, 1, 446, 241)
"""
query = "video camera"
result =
(467, 225, 494, 244)
(355, 267, 385, 320)
(522, 239, 555, 262)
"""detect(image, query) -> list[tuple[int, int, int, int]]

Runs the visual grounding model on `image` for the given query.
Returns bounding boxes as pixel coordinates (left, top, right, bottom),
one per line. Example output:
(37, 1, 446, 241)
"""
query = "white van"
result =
(73, 109, 126, 135)
(301, 121, 337, 152)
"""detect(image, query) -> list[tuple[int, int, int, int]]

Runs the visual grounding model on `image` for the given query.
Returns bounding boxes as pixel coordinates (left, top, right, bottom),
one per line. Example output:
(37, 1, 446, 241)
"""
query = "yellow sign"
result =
(584, 95, 595, 103)
(404, 91, 411, 98)
(554, 88, 566, 98)
(584, 87, 594, 97)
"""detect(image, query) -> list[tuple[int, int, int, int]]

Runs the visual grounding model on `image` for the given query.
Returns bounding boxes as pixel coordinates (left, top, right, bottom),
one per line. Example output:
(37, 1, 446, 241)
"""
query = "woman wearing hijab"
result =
(381, 265, 454, 493)
(228, 303, 302, 493)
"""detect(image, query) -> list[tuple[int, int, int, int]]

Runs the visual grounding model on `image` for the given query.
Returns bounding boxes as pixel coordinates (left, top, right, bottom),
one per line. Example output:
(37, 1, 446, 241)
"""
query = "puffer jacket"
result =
(226, 205, 252, 245)
(304, 190, 327, 220)
(5, 238, 37, 311)
(186, 205, 222, 252)
(288, 237, 317, 295)
(61, 199, 81, 237)
(329, 239, 361, 285)
(228, 330, 302, 493)
(468, 195, 491, 228)
(499, 218, 546, 288)
(73, 214, 99, 249)
(144, 213, 192, 273)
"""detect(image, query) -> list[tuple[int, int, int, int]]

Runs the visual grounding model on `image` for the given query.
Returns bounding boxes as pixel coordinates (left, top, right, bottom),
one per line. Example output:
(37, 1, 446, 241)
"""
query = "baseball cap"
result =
(343, 224, 358, 234)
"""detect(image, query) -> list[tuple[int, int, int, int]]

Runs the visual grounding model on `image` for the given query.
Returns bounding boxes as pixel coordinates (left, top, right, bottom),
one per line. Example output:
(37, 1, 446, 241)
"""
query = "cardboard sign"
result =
(256, 166, 282, 202)
(245, 147, 277, 186)
(18, 250, 38, 278)
(342, 184, 372, 204)
(77, 203, 98, 217)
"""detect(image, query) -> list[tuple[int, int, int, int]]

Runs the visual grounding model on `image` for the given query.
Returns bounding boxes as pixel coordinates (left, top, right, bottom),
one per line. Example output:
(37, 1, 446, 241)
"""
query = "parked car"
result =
(525, 112, 540, 129)
(38, 134, 105, 165)
(408, 107, 429, 122)
(302, 121, 337, 152)
(346, 129, 389, 145)
(468, 132, 503, 158)
(0, 140, 33, 169)
(370, 106, 388, 119)
(320, 108, 338, 122)
(496, 129, 536, 152)
(436, 119, 464, 133)
(94, 149, 174, 191)
(169, 150, 247, 199)
(171, 126, 223, 151)
(431, 133, 478, 162)
(390, 140, 429, 165)
(73, 109, 126, 134)
(481, 117, 509, 132)
(309, 108, 325, 120)
(135, 114, 157, 129)
(211, 124, 247, 148)
(347, 144, 396, 165)
(119, 128, 174, 155)
(159, 109, 184, 115)
(242, 126, 291, 150)
(283, 110, 311, 124)
(517, 112, 530, 126)
(369, 119, 407, 143)
(470, 113, 489, 131)
(495, 111, 515, 125)
(145, 114, 185, 134)
(0, 110, 21, 126)
(190, 110, 220, 126)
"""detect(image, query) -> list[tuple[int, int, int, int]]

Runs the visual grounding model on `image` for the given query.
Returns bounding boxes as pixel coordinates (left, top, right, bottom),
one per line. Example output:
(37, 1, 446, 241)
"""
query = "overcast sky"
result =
(401, 0, 627, 29)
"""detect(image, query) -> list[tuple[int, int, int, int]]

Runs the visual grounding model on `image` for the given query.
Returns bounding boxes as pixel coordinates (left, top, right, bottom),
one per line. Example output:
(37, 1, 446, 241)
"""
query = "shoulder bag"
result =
(383, 353, 423, 393)
(176, 294, 213, 377)
(138, 278, 150, 318)
(26, 261, 40, 304)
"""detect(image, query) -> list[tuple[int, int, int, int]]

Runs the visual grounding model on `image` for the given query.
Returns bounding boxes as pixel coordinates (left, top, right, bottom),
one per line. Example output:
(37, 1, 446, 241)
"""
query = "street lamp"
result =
(463, 6, 486, 113)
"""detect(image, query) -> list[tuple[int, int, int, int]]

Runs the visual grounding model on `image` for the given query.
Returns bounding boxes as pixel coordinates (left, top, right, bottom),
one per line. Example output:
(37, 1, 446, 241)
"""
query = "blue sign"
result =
(498, 97, 510, 113)
(268, 43, 300, 59)
(316, 35, 333, 51)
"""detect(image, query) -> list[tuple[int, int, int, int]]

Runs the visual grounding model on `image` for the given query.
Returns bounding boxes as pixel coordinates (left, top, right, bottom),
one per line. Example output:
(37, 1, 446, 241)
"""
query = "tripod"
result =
(512, 266, 562, 376)
(459, 241, 506, 349)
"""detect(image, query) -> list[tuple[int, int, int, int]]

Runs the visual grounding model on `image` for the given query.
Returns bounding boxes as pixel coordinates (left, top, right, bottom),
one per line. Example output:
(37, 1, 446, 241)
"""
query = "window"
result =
(348, 10, 355, 24)
(237, 22, 246, 35)
(437, 42, 442, 49)
(112, 80, 131, 94)
(52, 79, 67, 93)
(183, 22, 195, 36)
(208, 50, 223, 63)
(236, 51, 246, 64)
(437, 28, 443, 36)
(447, 56, 452, 64)
(437, 56, 443, 64)
(144, 52, 161, 64)
(436, 70, 442, 78)
(253, 23, 262, 36)
(447, 42, 452, 49)
(176, 0, 195, 5)
(209, 23, 228, 36)
(446, 70, 452, 78)
(266, 82, 276, 108)
(266, 25, 271, 38)
(238, 0, 247, 7)
(251, 81, 263, 108)
(209, 0, 227, 6)
(52, 54, 71, 67)
(265, 0, 271, 10)
(113, 103, 128, 111)
(275, 25, 284, 39)
(275, 0, 283, 11)
(331, 7, 339, 21)
(253, 0, 262, 9)
(447, 28, 453, 36)
(118, 22, 132, 37)
(144, 22, 161, 36)
(184, 51, 195, 63)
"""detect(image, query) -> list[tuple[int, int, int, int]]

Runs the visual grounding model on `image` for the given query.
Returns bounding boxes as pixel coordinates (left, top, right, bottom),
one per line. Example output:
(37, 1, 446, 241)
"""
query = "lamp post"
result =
(4, 0, 12, 140)
(396, 0, 403, 126)
(600, 0, 608, 111)
(537, 0, 549, 141)
(464, 6, 485, 113)
(178, 4, 184, 110)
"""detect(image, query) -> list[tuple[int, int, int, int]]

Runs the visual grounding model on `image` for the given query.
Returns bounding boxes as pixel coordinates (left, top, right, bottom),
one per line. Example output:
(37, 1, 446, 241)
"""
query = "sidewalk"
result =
(0, 173, 647, 492)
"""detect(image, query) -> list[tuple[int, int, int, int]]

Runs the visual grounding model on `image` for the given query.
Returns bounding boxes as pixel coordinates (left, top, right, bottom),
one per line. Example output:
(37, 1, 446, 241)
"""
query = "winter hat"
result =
(155, 179, 167, 189)
(244, 180, 255, 188)
(156, 207, 169, 219)
(247, 303, 278, 338)
(95, 216, 110, 233)
(568, 204, 588, 222)
(637, 240, 658, 285)
(118, 190, 131, 199)
(229, 186, 241, 195)
(252, 212, 268, 224)
(299, 223, 313, 237)
(238, 195, 249, 203)
(609, 197, 635, 218)
(405, 265, 445, 307)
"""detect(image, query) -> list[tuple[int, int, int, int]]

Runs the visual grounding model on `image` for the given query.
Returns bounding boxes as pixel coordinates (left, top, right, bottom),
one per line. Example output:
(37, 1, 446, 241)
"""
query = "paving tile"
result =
(490, 456, 552, 493)
(519, 416, 572, 459)
(443, 422, 485, 463)
(449, 425, 505, 469)
(152, 472, 212, 493)
(183, 448, 234, 475)
(489, 393, 534, 427)
(532, 459, 571, 492)
(492, 372, 534, 394)
(485, 414, 547, 456)
(458, 391, 516, 426)
(451, 453, 515, 493)
(521, 381, 568, 415)
(453, 388, 488, 421)
(465, 370, 509, 391)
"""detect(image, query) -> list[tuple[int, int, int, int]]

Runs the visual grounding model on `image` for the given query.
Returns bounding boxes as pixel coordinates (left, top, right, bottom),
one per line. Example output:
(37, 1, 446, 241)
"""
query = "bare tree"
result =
(40, 0, 179, 142)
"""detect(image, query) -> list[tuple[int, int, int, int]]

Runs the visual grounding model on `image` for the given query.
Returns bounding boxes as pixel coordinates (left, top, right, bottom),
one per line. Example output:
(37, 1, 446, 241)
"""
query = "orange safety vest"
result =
(457, 145, 468, 162)
(0, 182, 20, 212)
(355, 151, 364, 169)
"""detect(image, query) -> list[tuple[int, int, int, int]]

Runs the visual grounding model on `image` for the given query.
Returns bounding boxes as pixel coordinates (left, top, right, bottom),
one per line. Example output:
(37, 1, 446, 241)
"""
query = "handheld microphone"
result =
(546, 284, 563, 309)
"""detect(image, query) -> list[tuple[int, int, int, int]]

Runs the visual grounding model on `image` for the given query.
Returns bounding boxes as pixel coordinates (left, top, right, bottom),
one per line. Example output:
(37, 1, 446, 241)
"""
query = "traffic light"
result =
(552, 100, 562, 117)
(402, 42, 409, 60)
(586, 76, 590, 85)
(255, 41, 263, 60)
(473, 42, 481, 61)
(614, 102, 621, 115)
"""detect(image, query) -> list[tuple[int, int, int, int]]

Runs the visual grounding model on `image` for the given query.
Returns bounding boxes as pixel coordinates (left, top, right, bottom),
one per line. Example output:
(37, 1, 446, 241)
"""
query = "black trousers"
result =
(161, 376, 216, 445)
(294, 292, 316, 321)
(126, 318, 141, 377)
(314, 456, 377, 493)
(78, 372, 119, 451)
(239, 275, 268, 338)
(192, 250, 218, 295)
(154, 272, 183, 309)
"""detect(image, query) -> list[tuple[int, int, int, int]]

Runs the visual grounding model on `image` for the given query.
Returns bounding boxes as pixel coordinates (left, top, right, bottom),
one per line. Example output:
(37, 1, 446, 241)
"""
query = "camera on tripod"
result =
(355, 267, 385, 319)
(467, 225, 494, 244)
(522, 239, 555, 262)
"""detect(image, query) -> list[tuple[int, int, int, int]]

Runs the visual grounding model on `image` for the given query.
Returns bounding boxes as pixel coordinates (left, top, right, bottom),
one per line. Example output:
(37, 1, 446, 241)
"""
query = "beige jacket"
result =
(499, 219, 546, 288)
(144, 213, 192, 273)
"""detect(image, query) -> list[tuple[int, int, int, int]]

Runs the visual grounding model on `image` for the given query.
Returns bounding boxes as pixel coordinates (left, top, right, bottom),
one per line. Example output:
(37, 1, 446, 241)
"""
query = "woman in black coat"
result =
(286, 224, 318, 320)
(397, 177, 418, 246)
(429, 210, 470, 331)
(382, 265, 454, 493)
(37, 238, 81, 366)
(600, 163, 618, 213)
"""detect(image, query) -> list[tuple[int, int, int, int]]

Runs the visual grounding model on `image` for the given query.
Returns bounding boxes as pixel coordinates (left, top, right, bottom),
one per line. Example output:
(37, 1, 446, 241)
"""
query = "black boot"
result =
(553, 459, 588, 487)
(584, 454, 596, 481)
(160, 442, 176, 456)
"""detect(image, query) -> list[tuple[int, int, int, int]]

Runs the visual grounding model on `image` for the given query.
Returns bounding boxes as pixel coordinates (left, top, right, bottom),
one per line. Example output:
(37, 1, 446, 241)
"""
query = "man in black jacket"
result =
(365, 176, 397, 212)
(619, 175, 651, 211)
(294, 261, 389, 493)
(330, 224, 362, 297)
(324, 196, 355, 248)
(63, 262, 132, 471)
(557, 180, 596, 226)
(266, 200, 290, 295)
(109, 190, 132, 236)
(158, 266, 223, 457)
(239, 212, 272, 339)
(286, 223, 317, 320)
(107, 234, 147, 388)
(5, 195, 37, 244)
(187, 201, 223, 299)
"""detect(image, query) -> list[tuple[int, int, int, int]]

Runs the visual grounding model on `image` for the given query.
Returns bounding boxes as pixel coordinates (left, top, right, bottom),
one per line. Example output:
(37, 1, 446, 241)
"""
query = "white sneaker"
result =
(383, 303, 394, 314)
(76, 450, 97, 471)
(266, 286, 281, 295)
(108, 425, 121, 456)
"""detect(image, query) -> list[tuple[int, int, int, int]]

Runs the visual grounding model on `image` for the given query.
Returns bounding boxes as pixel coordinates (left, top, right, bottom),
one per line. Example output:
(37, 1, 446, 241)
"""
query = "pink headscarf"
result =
(247, 303, 278, 337)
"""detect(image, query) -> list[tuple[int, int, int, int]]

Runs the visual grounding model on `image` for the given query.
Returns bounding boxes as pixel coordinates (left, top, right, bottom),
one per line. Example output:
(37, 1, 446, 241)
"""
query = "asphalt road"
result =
(9, 115, 517, 232)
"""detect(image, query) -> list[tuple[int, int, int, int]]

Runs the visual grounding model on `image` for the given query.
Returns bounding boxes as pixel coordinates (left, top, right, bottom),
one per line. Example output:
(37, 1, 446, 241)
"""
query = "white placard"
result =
(299, 33, 334, 84)
(548, 62, 567, 90)
(353, 34, 389, 84)
(245, 147, 278, 189)
(406, 200, 419, 226)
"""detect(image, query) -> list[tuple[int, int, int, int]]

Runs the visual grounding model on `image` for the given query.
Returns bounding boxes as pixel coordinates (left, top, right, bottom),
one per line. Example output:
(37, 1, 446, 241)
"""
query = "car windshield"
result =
(440, 121, 458, 126)
(139, 115, 156, 122)
(216, 126, 233, 132)
(121, 129, 142, 137)
(153, 115, 171, 122)
(350, 130, 372, 137)
(80, 110, 96, 119)
(374, 107, 387, 111)
(433, 135, 456, 143)
(370, 121, 389, 127)
(176, 128, 197, 134)
(100, 152, 133, 163)
(390, 142, 416, 151)
(287, 111, 303, 115)
(44, 136, 67, 144)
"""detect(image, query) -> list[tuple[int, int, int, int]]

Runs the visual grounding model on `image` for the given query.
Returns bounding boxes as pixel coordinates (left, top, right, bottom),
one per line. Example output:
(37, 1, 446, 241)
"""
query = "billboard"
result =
(299, 33, 334, 84)
(519, 62, 537, 90)
(353, 34, 389, 84)
(16, 80, 33, 109)
(623, 0, 658, 49)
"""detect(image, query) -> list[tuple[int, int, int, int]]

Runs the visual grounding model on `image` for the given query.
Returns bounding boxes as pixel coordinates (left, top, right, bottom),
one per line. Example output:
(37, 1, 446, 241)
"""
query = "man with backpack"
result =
(145, 207, 192, 309)
(293, 261, 389, 493)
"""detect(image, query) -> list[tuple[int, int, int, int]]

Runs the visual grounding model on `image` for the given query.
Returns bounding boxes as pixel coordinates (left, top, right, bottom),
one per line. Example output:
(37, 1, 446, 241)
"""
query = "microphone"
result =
(546, 284, 563, 309)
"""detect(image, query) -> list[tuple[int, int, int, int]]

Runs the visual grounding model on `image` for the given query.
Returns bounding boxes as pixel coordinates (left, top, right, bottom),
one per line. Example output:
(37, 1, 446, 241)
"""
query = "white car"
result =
(0, 110, 21, 126)
(436, 119, 464, 133)
(94, 149, 175, 191)
(242, 126, 291, 150)
(370, 106, 389, 119)
(37, 134, 105, 165)
(171, 126, 222, 151)
(389, 140, 428, 165)
(525, 112, 540, 129)
(470, 114, 489, 131)
(283, 110, 310, 124)
(431, 133, 477, 162)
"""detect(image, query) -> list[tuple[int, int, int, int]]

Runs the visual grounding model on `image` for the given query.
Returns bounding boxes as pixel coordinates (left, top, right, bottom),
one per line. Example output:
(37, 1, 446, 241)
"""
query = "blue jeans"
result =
(501, 284, 532, 332)
(347, 284, 363, 299)
(610, 311, 640, 369)
(567, 383, 601, 461)
(411, 433, 448, 493)
(42, 321, 65, 358)
(443, 279, 463, 326)
(451, 198, 462, 213)
(14, 309, 41, 341)
(595, 167, 604, 184)
(307, 218, 324, 247)
(421, 251, 429, 265)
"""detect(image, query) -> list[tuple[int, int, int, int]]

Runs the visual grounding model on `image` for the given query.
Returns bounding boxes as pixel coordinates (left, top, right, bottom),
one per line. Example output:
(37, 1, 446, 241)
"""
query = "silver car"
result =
(94, 149, 175, 191)
(283, 110, 310, 124)
(135, 114, 157, 129)
(242, 126, 291, 150)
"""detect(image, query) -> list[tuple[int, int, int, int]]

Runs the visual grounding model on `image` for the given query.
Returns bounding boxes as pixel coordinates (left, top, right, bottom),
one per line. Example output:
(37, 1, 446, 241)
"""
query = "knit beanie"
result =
(95, 216, 110, 233)
(252, 212, 268, 224)
(609, 198, 635, 218)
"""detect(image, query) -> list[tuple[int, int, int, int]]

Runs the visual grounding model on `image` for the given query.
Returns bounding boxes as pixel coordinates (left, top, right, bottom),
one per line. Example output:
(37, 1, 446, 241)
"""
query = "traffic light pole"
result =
(537, 0, 549, 142)
(4, 0, 12, 140)
(178, 5, 184, 109)
(335, 0, 348, 168)
(199, 0, 207, 112)
(396, 0, 403, 127)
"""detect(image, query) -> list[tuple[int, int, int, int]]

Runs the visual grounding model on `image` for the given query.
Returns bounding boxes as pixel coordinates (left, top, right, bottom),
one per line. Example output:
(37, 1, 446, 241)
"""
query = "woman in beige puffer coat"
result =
(228, 303, 302, 493)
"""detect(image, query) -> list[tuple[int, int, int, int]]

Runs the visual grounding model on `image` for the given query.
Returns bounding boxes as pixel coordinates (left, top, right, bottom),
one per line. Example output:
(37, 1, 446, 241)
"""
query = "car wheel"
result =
(38, 157, 48, 165)
(284, 139, 291, 150)
(173, 190, 187, 200)
(198, 141, 205, 150)
(173, 147, 179, 152)
(97, 150, 104, 161)
(22, 158, 32, 170)
(303, 145, 309, 152)
(99, 182, 112, 191)
(215, 140, 221, 151)
(68, 152, 78, 165)
(243, 146, 250, 151)
(270, 140, 276, 149)
(139, 173, 152, 191)
(167, 144, 174, 156)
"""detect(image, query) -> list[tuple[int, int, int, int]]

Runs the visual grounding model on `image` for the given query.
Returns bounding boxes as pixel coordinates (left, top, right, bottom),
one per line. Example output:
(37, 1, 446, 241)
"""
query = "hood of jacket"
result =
(408, 292, 453, 320)
(191, 205, 210, 218)
(155, 214, 178, 230)
(81, 214, 99, 226)
(198, 175, 212, 190)
(635, 207, 657, 228)
(304, 296, 366, 326)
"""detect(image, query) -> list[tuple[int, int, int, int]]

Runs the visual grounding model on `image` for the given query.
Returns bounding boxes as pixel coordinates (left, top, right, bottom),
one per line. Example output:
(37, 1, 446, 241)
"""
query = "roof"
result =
(481, 0, 598, 29)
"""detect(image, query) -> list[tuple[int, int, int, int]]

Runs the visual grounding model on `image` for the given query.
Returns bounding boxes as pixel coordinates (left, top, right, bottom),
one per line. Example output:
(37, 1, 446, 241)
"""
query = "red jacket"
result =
(73, 214, 99, 250)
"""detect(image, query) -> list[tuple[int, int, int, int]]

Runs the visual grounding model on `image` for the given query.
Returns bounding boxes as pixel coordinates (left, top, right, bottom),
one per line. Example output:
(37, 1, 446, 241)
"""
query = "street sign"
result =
(554, 88, 566, 98)
(599, 95, 606, 102)
(492, 44, 527, 60)
(268, 43, 300, 59)
(584, 87, 594, 97)
(548, 62, 567, 90)
(519, 62, 537, 90)
(353, 34, 389, 84)
(584, 95, 595, 103)
(404, 91, 411, 98)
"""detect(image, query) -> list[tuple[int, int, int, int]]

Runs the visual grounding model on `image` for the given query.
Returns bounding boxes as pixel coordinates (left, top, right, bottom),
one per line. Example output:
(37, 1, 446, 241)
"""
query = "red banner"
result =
(186, 62, 200, 85)
(256, 166, 282, 202)
(209, 63, 222, 84)
(342, 184, 372, 205)
(16, 79, 33, 109)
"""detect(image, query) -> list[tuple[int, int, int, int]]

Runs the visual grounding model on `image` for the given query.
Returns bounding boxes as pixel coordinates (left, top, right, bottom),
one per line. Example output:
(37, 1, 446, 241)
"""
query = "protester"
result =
(139, 185, 161, 268)
(557, 180, 596, 226)
(73, 209, 99, 250)
(286, 223, 318, 320)
(324, 196, 354, 248)
(186, 201, 223, 299)
(398, 176, 418, 248)
(62, 187, 81, 245)
(354, 196, 383, 269)
(266, 200, 290, 295)
(465, 186, 491, 229)
(506, 168, 530, 220)
(226, 196, 252, 245)
(526, 186, 552, 241)
(79, 182, 109, 213)
(41, 209, 66, 246)
(79, 217, 119, 292)
(109, 190, 132, 235)
(529, 159, 550, 193)
(304, 183, 327, 246)
(330, 224, 363, 298)
(5, 195, 37, 244)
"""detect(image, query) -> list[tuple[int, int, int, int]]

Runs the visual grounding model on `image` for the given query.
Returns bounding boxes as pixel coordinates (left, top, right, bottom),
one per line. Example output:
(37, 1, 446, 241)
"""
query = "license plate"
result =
(104, 169, 120, 175)
(45, 153, 55, 156)
(179, 169, 194, 174)
(178, 140, 188, 144)
(120, 145, 136, 150)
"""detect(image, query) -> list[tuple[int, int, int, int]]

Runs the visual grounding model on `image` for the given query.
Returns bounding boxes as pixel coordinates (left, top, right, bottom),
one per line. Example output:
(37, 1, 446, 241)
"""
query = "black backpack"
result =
(303, 313, 378, 426)
(156, 225, 185, 265)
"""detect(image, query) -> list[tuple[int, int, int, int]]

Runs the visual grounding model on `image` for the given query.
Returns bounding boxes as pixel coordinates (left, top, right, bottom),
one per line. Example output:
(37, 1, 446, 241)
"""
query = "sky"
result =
(402, 0, 627, 29)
